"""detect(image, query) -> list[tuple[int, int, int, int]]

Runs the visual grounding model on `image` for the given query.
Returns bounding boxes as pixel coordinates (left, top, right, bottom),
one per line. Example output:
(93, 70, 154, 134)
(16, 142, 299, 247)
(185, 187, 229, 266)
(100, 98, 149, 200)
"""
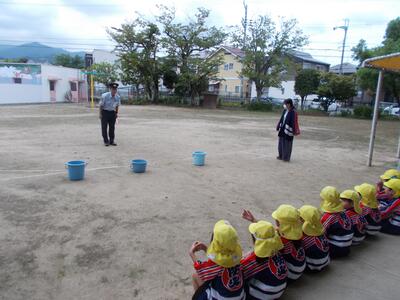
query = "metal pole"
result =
(339, 20, 348, 74)
(397, 131, 400, 159)
(241, 0, 248, 100)
(90, 74, 94, 108)
(367, 70, 384, 167)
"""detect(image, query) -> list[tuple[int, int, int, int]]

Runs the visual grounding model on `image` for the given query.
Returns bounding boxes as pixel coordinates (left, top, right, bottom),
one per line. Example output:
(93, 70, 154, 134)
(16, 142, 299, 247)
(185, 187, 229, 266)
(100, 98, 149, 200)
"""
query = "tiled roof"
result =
(330, 62, 358, 73)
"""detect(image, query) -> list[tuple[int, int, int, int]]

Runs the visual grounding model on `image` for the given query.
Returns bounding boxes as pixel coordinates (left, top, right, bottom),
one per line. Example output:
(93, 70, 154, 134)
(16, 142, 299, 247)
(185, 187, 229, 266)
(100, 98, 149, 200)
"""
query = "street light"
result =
(333, 19, 349, 75)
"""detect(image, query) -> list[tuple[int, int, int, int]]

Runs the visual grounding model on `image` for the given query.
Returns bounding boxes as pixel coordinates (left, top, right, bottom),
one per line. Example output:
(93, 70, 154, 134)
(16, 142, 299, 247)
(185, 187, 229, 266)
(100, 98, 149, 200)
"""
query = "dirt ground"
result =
(0, 104, 399, 300)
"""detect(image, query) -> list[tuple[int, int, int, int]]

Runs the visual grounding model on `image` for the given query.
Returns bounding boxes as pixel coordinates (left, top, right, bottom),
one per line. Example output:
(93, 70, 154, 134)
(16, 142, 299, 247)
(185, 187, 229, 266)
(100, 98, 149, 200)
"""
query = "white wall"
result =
(0, 63, 86, 104)
(92, 49, 118, 64)
(267, 81, 296, 99)
(250, 80, 298, 100)
(42, 65, 83, 102)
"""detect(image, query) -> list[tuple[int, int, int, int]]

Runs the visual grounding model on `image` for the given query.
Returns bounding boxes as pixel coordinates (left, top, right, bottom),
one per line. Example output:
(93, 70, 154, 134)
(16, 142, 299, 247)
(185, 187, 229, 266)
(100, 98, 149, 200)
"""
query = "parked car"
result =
(392, 107, 400, 116)
(310, 99, 323, 110)
(383, 103, 399, 114)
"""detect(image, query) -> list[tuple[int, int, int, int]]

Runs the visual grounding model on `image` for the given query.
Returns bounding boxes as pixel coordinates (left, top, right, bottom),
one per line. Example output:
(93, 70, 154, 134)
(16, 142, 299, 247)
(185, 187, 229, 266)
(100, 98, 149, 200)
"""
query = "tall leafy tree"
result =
(294, 69, 320, 110)
(352, 18, 400, 103)
(317, 72, 357, 110)
(157, 6, 226, 104)
(108, 18, 162, 102)
(232, 16, 307, 100)
(89, 62, 119, 86)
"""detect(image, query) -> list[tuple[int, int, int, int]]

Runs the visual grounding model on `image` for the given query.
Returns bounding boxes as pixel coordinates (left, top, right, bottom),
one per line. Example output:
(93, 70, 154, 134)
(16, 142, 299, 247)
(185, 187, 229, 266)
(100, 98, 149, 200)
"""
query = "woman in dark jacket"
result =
(276, 99, 296, 162)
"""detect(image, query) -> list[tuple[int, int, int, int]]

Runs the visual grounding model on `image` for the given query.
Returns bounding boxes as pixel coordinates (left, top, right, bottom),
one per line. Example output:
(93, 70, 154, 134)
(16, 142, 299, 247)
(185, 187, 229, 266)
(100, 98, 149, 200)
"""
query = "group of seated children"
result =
(189, 169, 400, 300)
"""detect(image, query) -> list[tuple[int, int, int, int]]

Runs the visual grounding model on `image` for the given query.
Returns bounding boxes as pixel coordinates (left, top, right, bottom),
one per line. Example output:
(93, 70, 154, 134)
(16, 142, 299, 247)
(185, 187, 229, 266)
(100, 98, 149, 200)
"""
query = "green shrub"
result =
(124, 98, 150, 105)
(340, 109, 352, 117)
(247, 102, 273, 112)
(353, 105, 373, 119)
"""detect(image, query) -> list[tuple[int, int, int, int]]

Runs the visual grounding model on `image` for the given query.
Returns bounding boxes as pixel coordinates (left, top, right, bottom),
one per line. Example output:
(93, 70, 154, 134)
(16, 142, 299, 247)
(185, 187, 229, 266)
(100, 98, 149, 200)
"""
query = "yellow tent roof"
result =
(362, 52, 400, 73)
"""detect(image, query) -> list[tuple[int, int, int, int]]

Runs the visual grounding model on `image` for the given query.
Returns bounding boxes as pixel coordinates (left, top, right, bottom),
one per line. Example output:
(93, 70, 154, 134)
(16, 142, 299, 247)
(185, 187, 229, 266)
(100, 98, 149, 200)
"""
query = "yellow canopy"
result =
(362, 52, 400, 73)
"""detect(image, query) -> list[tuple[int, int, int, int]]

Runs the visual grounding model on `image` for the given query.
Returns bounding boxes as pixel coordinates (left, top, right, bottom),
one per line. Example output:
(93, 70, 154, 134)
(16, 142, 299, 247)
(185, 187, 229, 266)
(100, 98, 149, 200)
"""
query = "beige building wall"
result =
(214, 50, 250, 96)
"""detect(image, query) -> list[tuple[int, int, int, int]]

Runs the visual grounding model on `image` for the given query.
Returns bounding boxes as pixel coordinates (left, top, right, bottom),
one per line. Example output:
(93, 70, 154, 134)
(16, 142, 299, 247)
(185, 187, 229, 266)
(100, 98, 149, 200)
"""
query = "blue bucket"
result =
(65, 160, 87, 181)
(131, 159, 147, 173)
(192, 151, 207, 166)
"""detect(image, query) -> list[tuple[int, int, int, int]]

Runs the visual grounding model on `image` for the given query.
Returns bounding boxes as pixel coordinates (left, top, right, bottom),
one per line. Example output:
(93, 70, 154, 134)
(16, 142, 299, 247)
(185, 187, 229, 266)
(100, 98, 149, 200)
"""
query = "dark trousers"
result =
(278, 137, 293, 161)
(101, 110, 116, 144)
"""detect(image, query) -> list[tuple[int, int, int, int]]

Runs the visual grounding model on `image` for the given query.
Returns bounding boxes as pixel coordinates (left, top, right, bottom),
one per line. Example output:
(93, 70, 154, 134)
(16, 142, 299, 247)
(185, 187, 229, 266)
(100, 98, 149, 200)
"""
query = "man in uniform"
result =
(99, 82, 120, 146)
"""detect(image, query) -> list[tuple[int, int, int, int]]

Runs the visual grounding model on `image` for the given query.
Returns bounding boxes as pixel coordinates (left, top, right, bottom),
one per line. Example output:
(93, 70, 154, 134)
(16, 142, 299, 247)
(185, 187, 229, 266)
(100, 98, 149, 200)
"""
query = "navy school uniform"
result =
(279, 238, 306, 280)
(241, 252, 288, 300)
(301, 234, 330, 271)
(321, 212, 353, 258)
(379, 197, 400, 235)
(193, 259, 245, 300)
(360, 203, 382, 235)
(345, 208, 368, 245)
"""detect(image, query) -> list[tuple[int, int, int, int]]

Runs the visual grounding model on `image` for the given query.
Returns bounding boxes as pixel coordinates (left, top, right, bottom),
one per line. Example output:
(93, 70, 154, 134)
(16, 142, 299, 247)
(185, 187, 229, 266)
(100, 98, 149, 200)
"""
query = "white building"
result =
(0, 63, 87, 104)
(91, 49, 118, 65)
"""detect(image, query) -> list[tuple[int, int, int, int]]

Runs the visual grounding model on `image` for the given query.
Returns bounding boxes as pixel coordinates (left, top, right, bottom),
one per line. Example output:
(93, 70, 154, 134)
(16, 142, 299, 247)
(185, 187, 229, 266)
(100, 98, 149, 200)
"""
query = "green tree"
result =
(294, 69, 320, 110)
(109, 18, 162, 102)
(89, 62, 119, 86)
(232, 16, 307, 100)
(162, 69, 178, 90)
(317, 73, 357, 111)
(352, 18, 400, 103)
(53, 54, 84, 68)
(157, 6, 226, 104)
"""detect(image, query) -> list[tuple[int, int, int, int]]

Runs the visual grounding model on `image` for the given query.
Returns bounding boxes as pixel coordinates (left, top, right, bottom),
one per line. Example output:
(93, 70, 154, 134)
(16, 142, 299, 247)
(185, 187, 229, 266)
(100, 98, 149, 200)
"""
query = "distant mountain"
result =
(0, 42, 85, 63)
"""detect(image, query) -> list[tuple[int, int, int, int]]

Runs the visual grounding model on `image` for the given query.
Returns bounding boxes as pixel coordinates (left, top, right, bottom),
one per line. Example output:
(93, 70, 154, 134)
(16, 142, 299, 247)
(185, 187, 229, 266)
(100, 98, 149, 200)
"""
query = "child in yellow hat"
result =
(355, 183, 382, 235)
(298, 205, 330, 271)
(189, 220, 245, 300)
(320, 186, 353, 258)
(270, 205, 306, 281)
(379, 179, 400, 235)
(377, 169, 400, 201)
(241, 214, 288, 300)
(340, 190, 368, 245)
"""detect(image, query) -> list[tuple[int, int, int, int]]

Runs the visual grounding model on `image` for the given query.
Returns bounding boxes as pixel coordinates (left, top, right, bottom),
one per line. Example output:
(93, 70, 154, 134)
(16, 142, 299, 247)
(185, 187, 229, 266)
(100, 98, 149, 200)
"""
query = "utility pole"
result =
(241, 0, 248, 99)
(334, 19, 349, 75)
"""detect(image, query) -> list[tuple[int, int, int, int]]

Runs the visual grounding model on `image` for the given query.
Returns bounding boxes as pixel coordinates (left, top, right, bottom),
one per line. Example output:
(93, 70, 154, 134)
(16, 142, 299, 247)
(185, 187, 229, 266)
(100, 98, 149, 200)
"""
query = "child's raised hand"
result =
(190, 241, 207, 254)
(242, 209, 257, 223)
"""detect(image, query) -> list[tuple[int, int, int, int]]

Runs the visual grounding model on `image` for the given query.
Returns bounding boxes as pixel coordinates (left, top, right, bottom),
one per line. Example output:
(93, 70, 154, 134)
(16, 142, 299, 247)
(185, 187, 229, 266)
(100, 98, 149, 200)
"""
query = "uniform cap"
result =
(272, 204, 303, 240)
(207, 220, 242, 268)
(384, 179, 400, 198)
(354, 183, 378, 209)
(298, 205, 324, 236)
(249, 221, 284, 258)
(320, 186, 344, 213)
(340, 190, 362, 214)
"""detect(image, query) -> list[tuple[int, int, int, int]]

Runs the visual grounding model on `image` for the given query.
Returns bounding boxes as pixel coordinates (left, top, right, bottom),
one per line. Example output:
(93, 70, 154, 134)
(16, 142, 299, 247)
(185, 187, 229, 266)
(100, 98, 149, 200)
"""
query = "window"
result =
(224, 64, 229, 70)
(70, 82, 77, 91)
(235, 86, 240, 93)
(225, 85, 228, 92)
(49, 81, 55, 91)
(229, 63, 234, 70)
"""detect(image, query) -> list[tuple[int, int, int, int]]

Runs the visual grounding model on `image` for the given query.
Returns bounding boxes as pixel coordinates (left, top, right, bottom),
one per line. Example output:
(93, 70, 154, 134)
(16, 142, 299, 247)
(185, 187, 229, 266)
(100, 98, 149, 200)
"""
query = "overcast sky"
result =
(0, 0, 399, 65)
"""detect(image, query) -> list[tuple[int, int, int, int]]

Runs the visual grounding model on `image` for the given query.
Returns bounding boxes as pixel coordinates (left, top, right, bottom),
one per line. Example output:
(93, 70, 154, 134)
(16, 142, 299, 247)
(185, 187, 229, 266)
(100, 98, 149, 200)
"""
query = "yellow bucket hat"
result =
(272, 204, 303, 240)
(320, 186, 344, 213)
(207, 220, 242, 268)
(380, 169, 400, 181)
(354, 183, 378, 209)
(249, 221, 284, 258)
(384, 179, 400, 198)
(340, 190, 362, 214)
(298, 205, 324, 236)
